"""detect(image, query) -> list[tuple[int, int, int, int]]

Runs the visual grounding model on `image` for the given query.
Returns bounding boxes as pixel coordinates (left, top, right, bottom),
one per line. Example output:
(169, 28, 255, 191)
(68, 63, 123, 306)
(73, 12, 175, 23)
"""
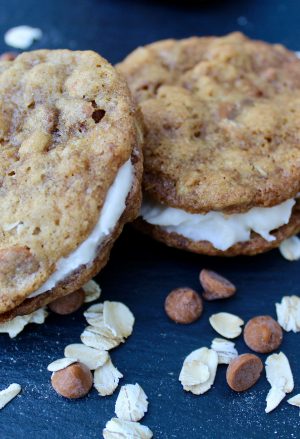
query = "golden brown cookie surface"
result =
(118, 32, 300, 214)
(0, 49, 142, 314)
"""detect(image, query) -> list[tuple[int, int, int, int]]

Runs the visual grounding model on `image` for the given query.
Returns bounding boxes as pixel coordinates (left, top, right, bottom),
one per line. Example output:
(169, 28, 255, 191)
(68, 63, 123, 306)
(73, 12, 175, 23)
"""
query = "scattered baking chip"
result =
(94, 357, 123, 396)
(81, 326, 122, 351)
(265, 352, 294, 413)
(64, 344, 108, 370)
(83, 280, 101, 303)
(287, 394, 300, 408)
(0, 383, 21, 409)
(279, 236, 300, 261)
(103, 418, 153, 439)
(211, 338, 238, 364)
(209, 312, 244, 339)
(47, 357, 77, 372)
(4, 25, 42, 49)
(104, 301, 135, 339)
(0, 307, 48, 338)
(276, 295, 300, 332)
(179, 347, 218, 395)
(115, 383, 148, 422)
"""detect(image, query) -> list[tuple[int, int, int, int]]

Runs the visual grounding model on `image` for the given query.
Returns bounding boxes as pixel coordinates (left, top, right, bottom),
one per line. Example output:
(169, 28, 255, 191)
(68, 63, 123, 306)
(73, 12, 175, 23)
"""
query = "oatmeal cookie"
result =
(0, 50, 143, 320)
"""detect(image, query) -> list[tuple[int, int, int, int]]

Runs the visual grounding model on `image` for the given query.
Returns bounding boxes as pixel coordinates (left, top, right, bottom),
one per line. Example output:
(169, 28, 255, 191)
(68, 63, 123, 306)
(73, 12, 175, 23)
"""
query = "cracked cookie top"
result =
(0, 49, 138, 312)
(118, 32, 300, 214)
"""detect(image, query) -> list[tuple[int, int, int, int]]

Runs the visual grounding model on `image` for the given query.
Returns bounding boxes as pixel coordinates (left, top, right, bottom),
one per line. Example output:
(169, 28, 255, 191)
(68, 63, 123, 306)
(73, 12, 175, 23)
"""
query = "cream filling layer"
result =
(30, 159, 134, 298)
(141, 198, 296, 251)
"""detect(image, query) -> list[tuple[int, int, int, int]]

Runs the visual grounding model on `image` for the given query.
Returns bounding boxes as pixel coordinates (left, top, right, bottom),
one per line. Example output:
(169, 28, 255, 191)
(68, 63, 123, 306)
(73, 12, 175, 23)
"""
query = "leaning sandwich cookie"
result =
(118, 32, 300, 256)
(0, 49, 143, 322)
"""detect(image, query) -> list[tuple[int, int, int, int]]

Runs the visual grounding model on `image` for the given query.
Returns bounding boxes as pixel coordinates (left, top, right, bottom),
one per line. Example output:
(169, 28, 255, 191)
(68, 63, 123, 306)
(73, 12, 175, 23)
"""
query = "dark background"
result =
(0, 0, 300, 438)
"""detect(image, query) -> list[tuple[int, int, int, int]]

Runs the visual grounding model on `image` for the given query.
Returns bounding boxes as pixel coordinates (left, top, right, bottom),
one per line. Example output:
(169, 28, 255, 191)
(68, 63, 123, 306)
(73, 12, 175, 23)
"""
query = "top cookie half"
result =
(118, 32, 300, 214)
(0, 49, 140, 313)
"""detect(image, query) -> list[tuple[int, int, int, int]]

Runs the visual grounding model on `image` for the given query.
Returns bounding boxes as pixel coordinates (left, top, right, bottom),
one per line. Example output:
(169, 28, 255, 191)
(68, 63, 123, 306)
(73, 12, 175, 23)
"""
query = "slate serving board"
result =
(0, 1, 300, 437)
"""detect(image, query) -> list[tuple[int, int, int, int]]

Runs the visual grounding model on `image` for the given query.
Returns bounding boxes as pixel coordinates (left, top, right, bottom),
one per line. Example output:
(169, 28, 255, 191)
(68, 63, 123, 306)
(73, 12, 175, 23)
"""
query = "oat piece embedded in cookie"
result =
(118, 33, 300, 255)
(0, 49, 143, 320)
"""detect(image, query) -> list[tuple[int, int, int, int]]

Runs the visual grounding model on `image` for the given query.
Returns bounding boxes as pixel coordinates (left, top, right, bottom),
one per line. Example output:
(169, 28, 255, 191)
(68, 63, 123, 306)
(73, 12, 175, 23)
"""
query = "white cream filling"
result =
(30, 159, 133, 298)
(141, 198, 296, 251)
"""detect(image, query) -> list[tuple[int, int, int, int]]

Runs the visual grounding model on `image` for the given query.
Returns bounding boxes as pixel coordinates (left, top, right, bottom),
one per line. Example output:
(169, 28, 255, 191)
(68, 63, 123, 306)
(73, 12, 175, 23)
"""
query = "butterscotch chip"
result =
(0, 52, 17, 61)
(165, 287, 203, 324)
(244, 316, 283, 353)
(51, 362, 93, 399)
(48, 289, 85, 315)
(226, 354, 263, 392)
(200, 269, 236, 300)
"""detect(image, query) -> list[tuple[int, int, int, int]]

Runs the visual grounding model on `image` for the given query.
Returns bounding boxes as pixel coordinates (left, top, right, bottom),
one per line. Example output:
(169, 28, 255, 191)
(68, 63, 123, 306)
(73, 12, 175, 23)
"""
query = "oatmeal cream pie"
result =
(118, 32, 300, 256)
(0, 50, 143, 321)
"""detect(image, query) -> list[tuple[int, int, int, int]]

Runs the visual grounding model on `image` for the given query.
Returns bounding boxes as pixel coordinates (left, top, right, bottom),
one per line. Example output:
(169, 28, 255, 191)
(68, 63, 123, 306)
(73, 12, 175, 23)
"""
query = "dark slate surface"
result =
(0, 0, 300, 438)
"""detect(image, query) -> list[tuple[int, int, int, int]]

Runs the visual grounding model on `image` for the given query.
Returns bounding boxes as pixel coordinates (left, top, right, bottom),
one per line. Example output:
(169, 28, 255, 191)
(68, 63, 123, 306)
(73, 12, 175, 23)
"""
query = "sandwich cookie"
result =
(0, 49, 143, 321)
(118, 32, 300, 256)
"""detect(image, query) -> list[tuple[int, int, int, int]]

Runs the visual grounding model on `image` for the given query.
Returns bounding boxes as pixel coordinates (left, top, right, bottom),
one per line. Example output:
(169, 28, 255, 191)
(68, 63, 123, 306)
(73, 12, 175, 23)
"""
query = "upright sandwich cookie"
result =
(0, 50, 143, 321)
(118, 32, 300, 256)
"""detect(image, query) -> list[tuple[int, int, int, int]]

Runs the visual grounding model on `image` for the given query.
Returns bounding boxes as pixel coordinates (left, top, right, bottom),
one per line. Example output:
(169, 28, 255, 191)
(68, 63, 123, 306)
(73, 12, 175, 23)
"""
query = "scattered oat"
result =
(0, 383, 21, 409)
(64, 343, 108, 370)
(47, 357, 77, 372)
(211, 338, 238, 364)
(84, 303, 106, 328)
(104, 301, 135, 339)
(265, 352, 294, 413)
(103, 418, 153, 439)
(4, 25, 42, 49)
(209, 312, 244, 339)
(276, 295, 300, 332)
(94, 357, 123, 396)
(80, 326, 121, 351)
(279, 236, 300, 261)
(29, 307, 48, 324)
(0, 307, 48, 338)
(83, 280, 101, 303)
(179, 347, 218, 395)
(287, 394, 300, 408)
(115, 384, 148, 422)
(265, 387, 286, 413)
